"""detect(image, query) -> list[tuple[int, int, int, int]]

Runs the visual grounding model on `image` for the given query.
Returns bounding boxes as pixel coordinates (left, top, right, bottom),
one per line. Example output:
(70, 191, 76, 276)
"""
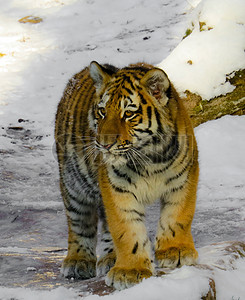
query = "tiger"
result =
(55, 61, 199, 290)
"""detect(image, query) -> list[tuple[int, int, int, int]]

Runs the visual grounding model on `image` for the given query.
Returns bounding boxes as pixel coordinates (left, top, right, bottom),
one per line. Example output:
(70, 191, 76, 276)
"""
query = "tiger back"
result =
(55, 61, 199, 290)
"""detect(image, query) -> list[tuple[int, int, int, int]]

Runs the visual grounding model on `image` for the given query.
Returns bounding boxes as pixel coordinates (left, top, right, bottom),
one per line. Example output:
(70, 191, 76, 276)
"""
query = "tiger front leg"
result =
(155, 179, 198, 269)
(61, 193, 98, 279)
(96, 205, 116, 276)
(100, 180, 153, 290)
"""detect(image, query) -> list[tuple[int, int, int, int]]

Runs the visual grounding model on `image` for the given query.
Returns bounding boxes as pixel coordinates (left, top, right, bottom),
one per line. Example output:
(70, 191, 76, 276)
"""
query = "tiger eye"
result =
(98, 107, 106, 118)
(124, 111, 135, 118)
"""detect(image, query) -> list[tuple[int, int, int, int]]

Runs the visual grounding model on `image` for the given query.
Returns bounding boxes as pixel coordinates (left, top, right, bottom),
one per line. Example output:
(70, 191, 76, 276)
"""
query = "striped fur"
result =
(55, 61, 199, 290)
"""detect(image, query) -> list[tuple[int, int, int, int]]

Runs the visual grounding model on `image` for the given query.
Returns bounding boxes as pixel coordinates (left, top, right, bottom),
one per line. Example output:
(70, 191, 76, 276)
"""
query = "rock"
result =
(202, 279, 216, 300)
(183, 69, 245, 127)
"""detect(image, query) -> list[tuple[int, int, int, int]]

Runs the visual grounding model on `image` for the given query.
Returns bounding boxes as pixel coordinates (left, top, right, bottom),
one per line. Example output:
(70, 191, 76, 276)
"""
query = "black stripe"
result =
(121, 208, 145, 218)
(169, 226, 175, 237)
(112, 166, 132, 184)
(134, 128, 153, 135)
(170, 181, 187, 193)
(152, 135, 161, 145)
(139, 92, 147, 104)
(76, 230, 97, 239)
(143, 238, 149, 248)
(127, 103, 137, 108)
(124, 86, 134, 95)
(130, 217, 143, 222)
(71, 220, 95, 230)
(154, 108, 164, 134)
(151, 143, 182, 174)
(153, 134, 179, 164)
(111, 184, 138, 200)
(177, 222, 185, 230)
(124, 75, 135, 91)
(165, 134, 180, 160)
(147, 106, 152, 128)
(136, 104, 143, 115)
(118, 233, 125, 240)
(178, 140, 189, 166)
(71, 77, 92, 150)
(124, 65, 150, 72)
(165, 158, 191, 185)
(68, 240, 79, 245)
(64, 188, 97, 210)
(67, 153, 99, 200)
(66, 204, 92, 217)
(132, 242, 138, 254)
(126, 159, 143, 175)
(160, 222, 165, 232)
(102, 239, 112, 243)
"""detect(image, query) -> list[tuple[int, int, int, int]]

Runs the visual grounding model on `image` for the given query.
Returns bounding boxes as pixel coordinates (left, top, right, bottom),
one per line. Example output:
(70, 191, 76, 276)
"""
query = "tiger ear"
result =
(90, 61, 112, 91)
(140, 68, 170, 105)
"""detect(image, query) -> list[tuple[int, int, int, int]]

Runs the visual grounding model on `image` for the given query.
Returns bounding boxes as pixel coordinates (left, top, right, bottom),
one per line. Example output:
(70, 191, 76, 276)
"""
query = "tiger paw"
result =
(61, 257, 96, 279)
(155, 245, 198, 269)
(96, 251, 116, 276)
(105, 267, 152, 290)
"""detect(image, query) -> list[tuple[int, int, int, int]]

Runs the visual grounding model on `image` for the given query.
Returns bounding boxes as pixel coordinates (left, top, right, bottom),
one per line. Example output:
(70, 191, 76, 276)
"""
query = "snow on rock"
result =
(158, 0, 245, 100)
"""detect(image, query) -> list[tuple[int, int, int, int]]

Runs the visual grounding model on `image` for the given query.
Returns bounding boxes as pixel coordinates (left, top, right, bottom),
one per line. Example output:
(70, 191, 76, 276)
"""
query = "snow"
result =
(0, 0, 245, 299)
(0, 246, 30, 254)
(0, 286, 80, 300)
(196, 116, 245, 188)
(158, 0, 245, 99)
(82, 270, 210, 300)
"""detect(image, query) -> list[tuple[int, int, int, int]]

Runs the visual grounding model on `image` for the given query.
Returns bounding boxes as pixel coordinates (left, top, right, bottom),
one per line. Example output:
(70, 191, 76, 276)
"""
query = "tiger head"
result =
(89, 61, 174, 164)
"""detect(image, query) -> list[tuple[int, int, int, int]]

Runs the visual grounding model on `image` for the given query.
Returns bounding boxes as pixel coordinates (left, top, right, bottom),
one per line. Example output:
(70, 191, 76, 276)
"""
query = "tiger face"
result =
(89, 62, 173, 164)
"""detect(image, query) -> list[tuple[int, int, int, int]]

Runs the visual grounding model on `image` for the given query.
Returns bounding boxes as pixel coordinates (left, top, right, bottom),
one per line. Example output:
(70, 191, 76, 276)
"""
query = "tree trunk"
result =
(182, 69, 245, 127)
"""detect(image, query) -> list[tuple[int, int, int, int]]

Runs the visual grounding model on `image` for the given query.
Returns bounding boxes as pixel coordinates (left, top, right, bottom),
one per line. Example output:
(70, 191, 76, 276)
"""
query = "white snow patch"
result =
(196, 115, 245, 200)
(196, 115, 245, 185)
(0, 247, 30, 254)
(158, 0, 245, 99)
(0, 286, 80, 300)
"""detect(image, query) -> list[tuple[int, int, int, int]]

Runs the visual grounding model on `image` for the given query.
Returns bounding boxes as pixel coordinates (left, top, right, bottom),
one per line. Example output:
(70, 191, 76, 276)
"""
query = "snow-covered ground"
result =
(0, 0, 245, 299)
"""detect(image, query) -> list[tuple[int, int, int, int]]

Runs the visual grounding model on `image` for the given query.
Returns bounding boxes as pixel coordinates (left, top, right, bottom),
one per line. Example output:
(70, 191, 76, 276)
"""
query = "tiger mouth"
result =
(96, 140, 132, 155)
(101, 146, 131, 156)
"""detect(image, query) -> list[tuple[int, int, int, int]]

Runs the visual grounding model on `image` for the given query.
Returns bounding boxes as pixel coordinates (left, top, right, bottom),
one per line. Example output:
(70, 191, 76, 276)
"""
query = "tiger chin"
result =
(55, 61, 199, 290)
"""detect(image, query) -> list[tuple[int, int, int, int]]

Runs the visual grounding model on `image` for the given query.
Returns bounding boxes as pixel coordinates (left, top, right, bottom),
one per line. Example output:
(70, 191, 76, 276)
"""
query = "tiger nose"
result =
(101, 134, 118, 150)
(103, 141, 116, 150)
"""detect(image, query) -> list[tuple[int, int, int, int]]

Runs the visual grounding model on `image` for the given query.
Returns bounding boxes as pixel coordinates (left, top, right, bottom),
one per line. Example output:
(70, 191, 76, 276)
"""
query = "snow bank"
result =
(158, 0, 245, 99)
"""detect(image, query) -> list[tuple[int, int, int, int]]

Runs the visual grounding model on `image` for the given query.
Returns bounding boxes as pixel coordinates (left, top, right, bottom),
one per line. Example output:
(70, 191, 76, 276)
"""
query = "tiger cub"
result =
(55, 61, 199, 290)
